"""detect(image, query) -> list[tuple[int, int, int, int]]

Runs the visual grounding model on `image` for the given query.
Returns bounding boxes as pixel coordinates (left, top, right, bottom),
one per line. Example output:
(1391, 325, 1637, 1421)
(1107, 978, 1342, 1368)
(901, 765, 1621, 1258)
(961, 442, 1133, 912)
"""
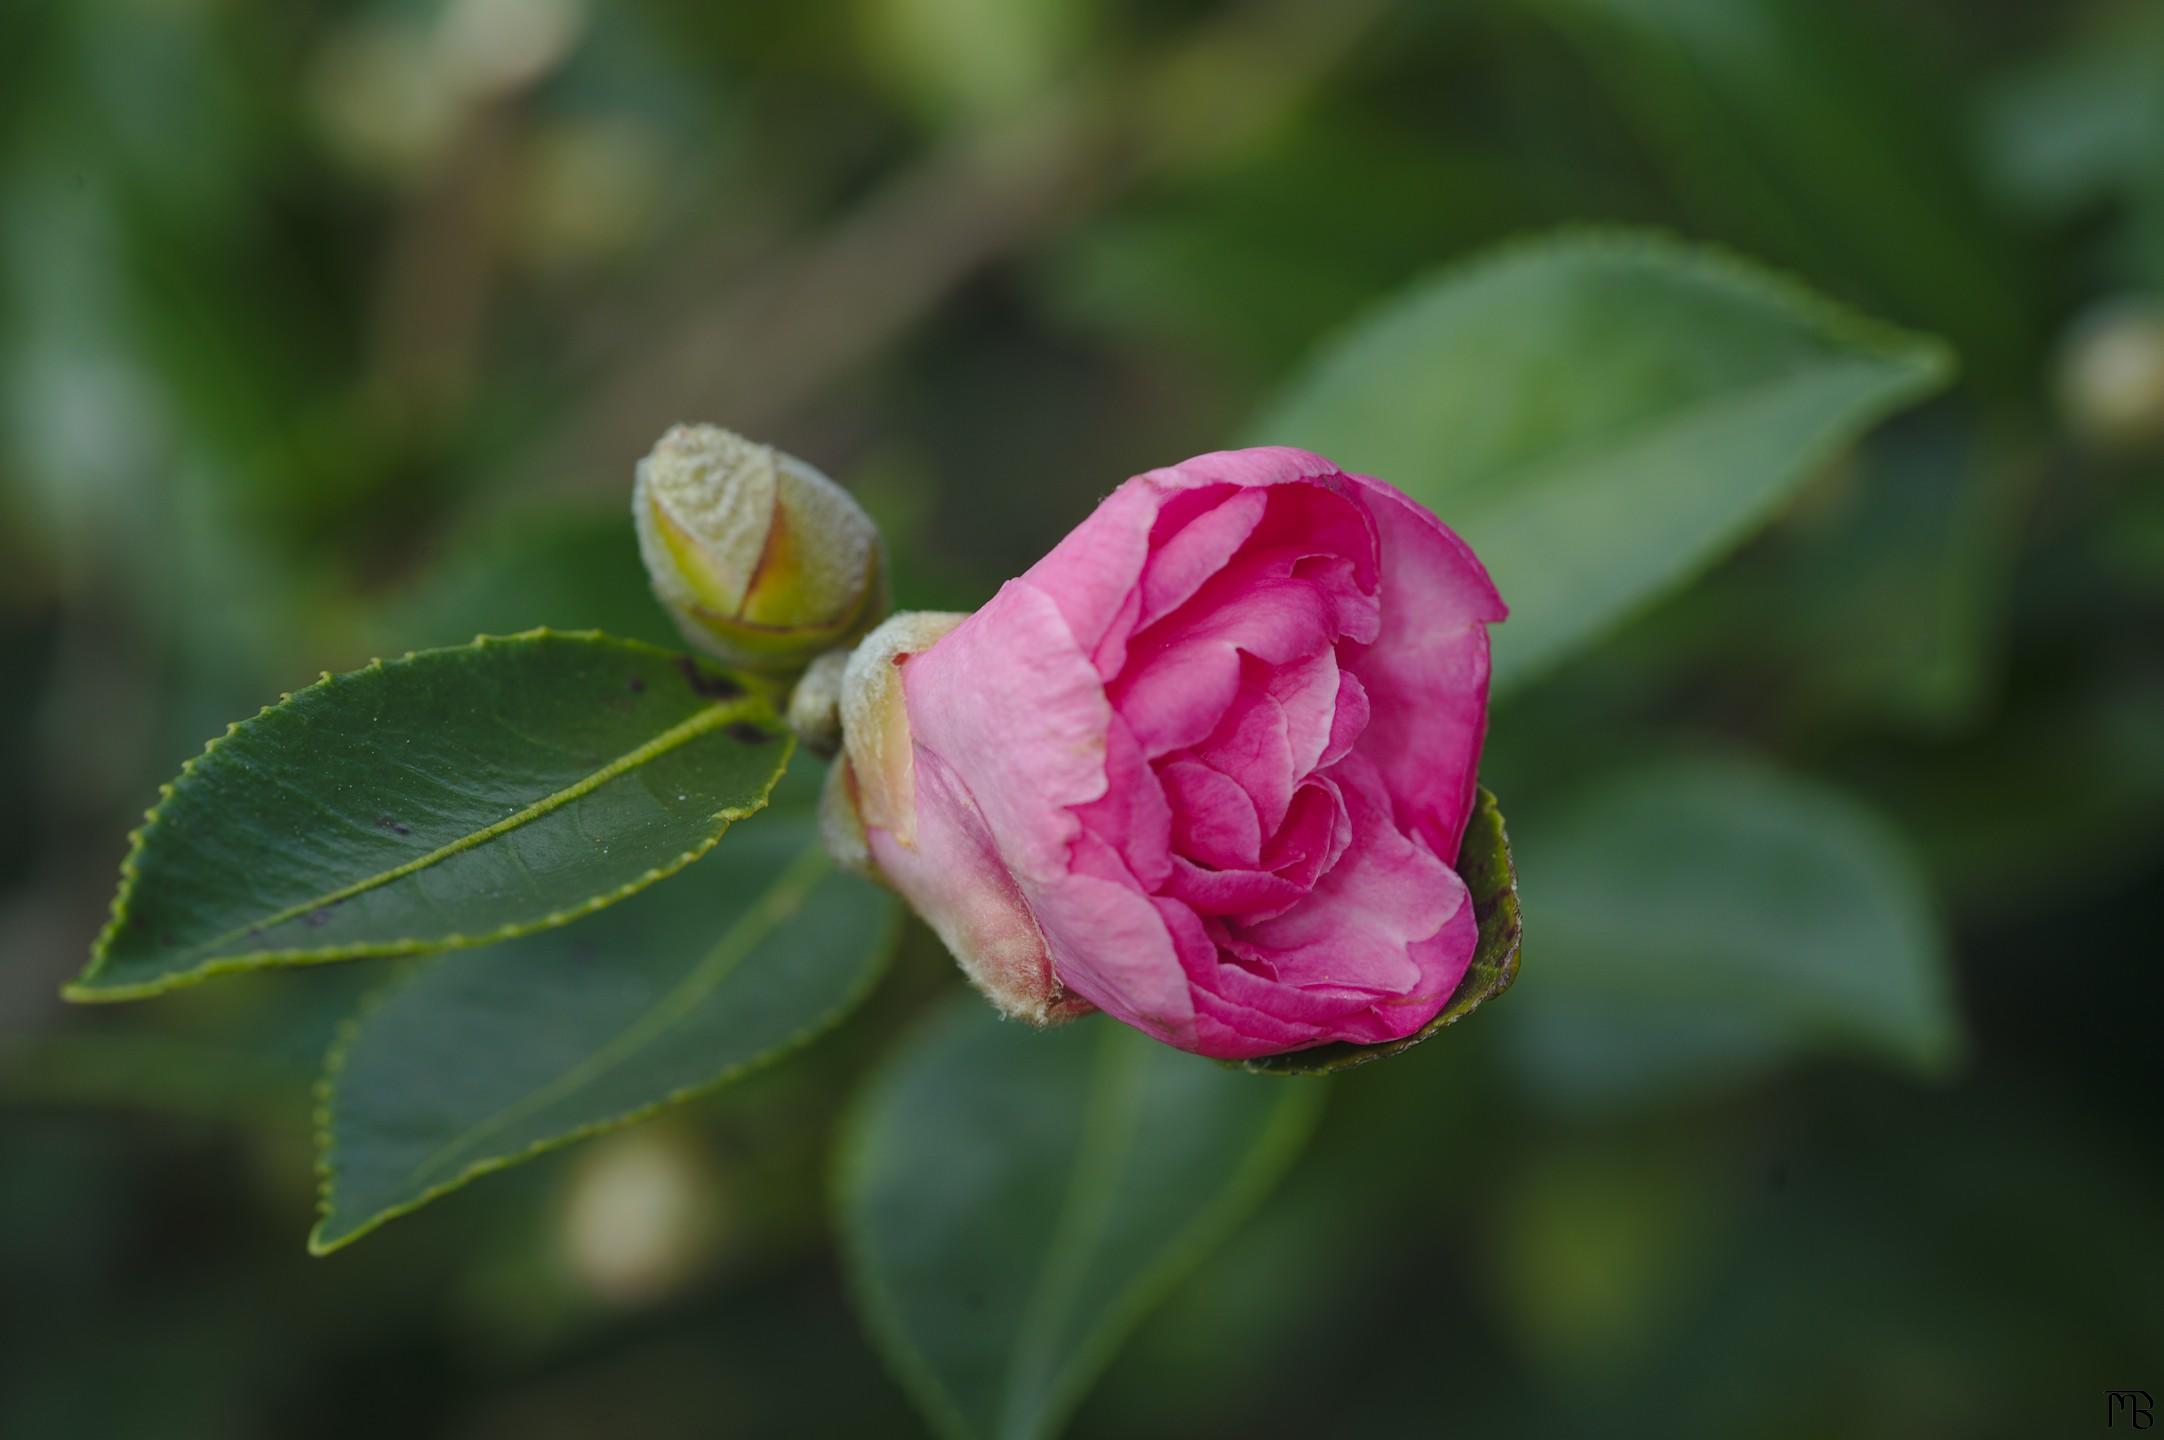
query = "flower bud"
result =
(2057, 298, 2164, 456)
(558, 1122, 725, 1307)
(633, 424, 889, 672)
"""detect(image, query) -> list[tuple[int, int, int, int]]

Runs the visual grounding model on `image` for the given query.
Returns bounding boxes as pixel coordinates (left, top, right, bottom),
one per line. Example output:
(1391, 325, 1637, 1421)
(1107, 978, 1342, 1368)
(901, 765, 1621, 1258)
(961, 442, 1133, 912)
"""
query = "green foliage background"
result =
(3, 0, 2162, 1435)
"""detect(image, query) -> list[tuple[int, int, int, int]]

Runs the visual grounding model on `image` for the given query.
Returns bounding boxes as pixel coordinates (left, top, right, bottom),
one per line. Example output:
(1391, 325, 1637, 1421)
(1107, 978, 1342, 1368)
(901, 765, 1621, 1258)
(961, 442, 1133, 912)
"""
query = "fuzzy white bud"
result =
(633, 424, 889, 672)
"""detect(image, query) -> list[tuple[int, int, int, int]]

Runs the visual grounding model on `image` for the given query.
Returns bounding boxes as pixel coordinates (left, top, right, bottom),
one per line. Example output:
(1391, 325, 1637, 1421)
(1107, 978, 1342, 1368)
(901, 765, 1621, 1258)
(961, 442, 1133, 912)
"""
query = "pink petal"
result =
(1258, 776, 1351, 892)
(1034, 868, 1197, 1047)
(1320, 668, 1369, 768)
(1017, 480, 1162, 658)
(865, 750, 1067, 1023)
(1158, 486, 1379, 646)
(1137, 485, 1268, 631)
(1111, 579, 1344, 756)
(1106, 635, 1245, 758)
(1342, 472, 1506, 861)
(901, 577, 1111, 884)
(1190, 674, 1297, 834)
(1161, 857, 1307, 920)
(1159, 758, 1262, 869)
(1136, 445, 1342, 495)
(1221, 754, 1463, 995)
(1071, 714, 1173, 890)
(1087, 585, 1144, 681)
(1266, 648, 1346, 782)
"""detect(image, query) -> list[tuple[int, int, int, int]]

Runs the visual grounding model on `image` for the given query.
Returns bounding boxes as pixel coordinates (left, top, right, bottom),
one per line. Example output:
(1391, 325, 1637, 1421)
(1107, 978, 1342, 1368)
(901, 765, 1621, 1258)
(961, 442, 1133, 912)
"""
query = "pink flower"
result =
(828, 447, 1505, 1059)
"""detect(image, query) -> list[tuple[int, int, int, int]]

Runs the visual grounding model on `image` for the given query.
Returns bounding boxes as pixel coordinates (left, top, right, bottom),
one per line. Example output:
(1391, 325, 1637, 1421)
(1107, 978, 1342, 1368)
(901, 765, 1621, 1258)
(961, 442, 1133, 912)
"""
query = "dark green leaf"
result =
(70, 630, 791, 1002)
(1237, 786, 1520, 1075)
(838, 1001, 1322, 1440)
(1501, 755, 1961, 1109)
(312, 769, 896, 1251)
(1249, 230, 1954, 694)
(1523, 0, 2032, 384)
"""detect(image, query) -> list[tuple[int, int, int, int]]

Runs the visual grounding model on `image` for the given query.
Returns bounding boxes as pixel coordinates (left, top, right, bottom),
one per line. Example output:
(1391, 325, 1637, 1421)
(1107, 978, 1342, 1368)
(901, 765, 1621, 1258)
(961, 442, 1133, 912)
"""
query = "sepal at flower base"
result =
(825, 611, 1093, 1028)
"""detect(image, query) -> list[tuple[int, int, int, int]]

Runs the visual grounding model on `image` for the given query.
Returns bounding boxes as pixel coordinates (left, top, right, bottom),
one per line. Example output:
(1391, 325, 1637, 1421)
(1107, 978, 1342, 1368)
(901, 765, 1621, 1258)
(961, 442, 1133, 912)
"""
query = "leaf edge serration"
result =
(67, 628, 790, 1004)
(307, 860, 901, 1255)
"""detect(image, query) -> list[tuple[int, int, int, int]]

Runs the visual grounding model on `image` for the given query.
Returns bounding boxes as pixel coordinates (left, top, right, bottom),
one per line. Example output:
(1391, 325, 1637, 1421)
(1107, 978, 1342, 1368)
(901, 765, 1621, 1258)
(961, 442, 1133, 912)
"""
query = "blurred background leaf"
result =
(838, 1000, 1322, 1440)
(1499, 754, 1959, 1112)
(1250, 231, 1952, 692)
(1521, 0, 2037, 393)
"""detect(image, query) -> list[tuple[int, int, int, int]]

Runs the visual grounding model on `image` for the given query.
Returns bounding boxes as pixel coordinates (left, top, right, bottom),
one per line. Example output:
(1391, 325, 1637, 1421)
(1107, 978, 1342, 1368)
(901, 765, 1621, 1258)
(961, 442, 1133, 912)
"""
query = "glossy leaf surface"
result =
(314, 768, 896, 1251)
(73, 631, 790, 1001)
(1501, 755, 1961, 1108)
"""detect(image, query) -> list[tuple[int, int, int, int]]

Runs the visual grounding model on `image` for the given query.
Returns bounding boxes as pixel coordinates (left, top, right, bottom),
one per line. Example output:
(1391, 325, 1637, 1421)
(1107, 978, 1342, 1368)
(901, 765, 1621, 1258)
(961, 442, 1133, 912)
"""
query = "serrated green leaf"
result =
(1237, 786, 1520, 1075)
(1501, 755, 1962, 1109)
(71, 630, 792, 1002)
(312, 769, 896, 1251)
(1249, 230, 1954, 695)
(839, 1001, 1322, 1440)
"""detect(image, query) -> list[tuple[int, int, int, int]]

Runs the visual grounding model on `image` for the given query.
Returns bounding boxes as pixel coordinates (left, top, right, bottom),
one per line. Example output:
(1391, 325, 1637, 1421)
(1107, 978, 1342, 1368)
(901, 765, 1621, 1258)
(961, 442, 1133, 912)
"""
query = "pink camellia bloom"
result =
(828, 447, 1505, 1059)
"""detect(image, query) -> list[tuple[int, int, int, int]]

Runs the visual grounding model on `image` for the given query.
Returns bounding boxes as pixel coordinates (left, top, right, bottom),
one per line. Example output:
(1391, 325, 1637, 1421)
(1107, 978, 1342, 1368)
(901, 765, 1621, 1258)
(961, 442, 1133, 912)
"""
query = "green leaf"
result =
(1248, 230, 1954, 695)
(312, 770, 896, 1251)
(1520, 0, 2032, 385)
(1501, 755, 1961, 1109)
(70, 630, 792, 1003)
(1236, 786, 1520, 1075)
(838, 1001, 1322, 1440)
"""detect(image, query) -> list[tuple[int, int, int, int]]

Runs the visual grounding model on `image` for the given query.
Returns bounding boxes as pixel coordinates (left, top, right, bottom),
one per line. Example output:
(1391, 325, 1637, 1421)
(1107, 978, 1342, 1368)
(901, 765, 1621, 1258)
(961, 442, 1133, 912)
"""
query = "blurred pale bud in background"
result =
(634, 425, 890, 672)
(558, 1124, 725, 1308)
(436, 0, 588, 100)
(306, 0, 589, 184)
(2057, 297, 2164, 455)
(305, 16, 460, 182)
(856, 0, 1092, 121)
(510, 117, 668, 274)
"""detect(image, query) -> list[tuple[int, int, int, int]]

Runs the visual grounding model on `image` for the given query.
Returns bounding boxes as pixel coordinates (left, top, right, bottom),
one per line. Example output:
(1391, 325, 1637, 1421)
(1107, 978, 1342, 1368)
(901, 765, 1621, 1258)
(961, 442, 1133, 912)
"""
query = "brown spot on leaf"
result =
(727, 721, 776, 745)
(375, 815, 412, 837)
(627, 674, 647, 694)
(674, 656, 742, 700)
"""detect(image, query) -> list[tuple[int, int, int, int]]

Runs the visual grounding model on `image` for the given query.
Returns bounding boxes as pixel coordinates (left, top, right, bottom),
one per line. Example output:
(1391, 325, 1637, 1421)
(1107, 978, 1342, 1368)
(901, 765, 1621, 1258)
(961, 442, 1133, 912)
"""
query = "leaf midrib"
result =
(1479, 355, 1942, 694)
(1438, 351, 1932, 530)
(90, 696, 764, 979)
(996, 1028, 1146, 1439)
